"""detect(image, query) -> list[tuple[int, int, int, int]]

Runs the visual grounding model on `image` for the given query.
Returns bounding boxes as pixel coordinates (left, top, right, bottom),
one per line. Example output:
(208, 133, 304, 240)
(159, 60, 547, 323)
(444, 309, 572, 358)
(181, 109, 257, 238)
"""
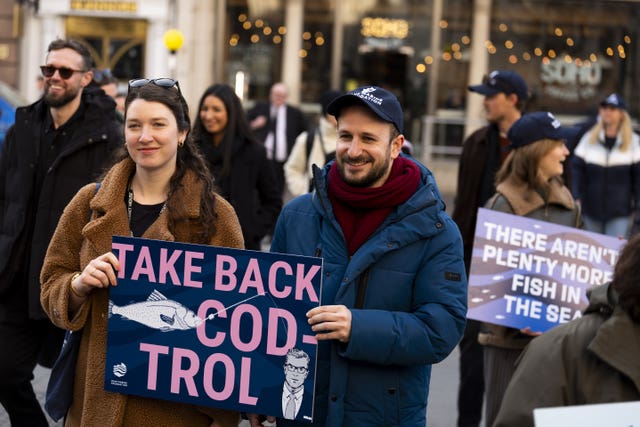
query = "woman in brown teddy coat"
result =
(40, 80, 244, 427)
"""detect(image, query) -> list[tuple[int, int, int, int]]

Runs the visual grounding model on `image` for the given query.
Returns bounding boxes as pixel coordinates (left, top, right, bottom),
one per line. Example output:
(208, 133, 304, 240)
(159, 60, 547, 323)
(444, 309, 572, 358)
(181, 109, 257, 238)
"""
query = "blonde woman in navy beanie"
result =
(480, 111, 583, 427)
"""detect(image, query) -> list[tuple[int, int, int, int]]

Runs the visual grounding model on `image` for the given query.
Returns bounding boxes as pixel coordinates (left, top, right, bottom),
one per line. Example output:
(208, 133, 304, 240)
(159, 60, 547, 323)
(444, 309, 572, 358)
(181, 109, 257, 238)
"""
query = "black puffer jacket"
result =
(0, 87, 122, 319)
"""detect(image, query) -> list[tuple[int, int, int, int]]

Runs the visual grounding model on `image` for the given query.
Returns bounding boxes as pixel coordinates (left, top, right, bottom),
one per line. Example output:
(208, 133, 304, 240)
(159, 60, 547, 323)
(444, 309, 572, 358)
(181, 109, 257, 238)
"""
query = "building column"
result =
(464, 0, 492, 138)
(282, 0, 304, 105)
(330, 0, 345, 90)
(176, 0, 217, 110)
(19, 12, 63, 102)
(213, 0, 227, 84)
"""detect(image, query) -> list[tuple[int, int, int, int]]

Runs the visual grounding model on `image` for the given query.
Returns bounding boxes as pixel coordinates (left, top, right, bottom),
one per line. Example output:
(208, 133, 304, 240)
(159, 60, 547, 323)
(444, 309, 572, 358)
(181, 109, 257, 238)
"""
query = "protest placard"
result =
(534, 401, 640, 427)
(104, 236, 322, 423)
(467, 208, 626, 332)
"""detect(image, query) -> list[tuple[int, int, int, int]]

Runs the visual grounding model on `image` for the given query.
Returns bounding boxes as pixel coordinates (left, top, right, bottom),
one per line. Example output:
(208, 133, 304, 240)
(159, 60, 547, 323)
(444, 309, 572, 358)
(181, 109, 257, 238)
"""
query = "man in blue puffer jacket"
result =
(251, 86, 467, 427)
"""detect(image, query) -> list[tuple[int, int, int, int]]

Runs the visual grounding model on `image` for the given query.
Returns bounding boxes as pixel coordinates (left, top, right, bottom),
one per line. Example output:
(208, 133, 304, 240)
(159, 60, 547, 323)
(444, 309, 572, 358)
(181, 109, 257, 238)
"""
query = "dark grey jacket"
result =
(494, 283, 640, 427)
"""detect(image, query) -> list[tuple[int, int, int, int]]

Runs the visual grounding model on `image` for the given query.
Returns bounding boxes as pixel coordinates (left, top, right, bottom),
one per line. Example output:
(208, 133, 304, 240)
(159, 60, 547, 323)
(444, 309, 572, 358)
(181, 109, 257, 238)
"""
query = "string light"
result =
(229, 11, 631, 72)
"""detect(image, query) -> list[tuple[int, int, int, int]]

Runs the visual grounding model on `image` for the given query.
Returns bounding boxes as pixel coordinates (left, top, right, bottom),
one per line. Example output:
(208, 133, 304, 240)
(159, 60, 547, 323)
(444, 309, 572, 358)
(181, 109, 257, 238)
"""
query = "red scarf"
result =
(328, 157, 421, 255)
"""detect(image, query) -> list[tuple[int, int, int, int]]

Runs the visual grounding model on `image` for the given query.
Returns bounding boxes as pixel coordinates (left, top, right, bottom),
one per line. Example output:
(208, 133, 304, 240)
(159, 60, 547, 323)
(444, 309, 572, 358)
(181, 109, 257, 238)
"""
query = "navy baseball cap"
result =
(507, 112, 577, 148)
(327, 86, 403, 133)
(600, 93, 626, 110)
(468, 70, 529, 101)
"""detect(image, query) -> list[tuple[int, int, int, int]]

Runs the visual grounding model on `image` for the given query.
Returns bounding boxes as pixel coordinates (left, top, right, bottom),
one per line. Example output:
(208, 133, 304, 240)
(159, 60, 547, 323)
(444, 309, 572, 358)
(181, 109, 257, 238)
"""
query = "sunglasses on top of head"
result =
(40, 65, 86, 79)
(128, 78, 181, 93)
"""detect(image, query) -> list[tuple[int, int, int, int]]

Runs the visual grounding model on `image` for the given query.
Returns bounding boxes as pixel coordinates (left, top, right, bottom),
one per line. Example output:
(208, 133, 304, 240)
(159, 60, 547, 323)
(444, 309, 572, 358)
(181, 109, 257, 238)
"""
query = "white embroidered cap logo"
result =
(355, 86, 384, 106)
(547, 112, 561, 129)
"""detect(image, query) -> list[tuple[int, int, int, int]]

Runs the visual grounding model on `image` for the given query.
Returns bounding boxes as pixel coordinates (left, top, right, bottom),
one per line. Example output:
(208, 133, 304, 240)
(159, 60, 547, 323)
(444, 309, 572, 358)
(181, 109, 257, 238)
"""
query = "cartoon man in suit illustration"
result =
(255, 347, 313, 422)
(281, 348, 310, 420)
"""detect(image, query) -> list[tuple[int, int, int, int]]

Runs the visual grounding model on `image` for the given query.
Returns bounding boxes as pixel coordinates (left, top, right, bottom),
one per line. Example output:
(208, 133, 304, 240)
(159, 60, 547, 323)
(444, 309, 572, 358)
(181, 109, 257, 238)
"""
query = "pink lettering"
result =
(215, 255, 237, 291)
(112, 243, 134, 279)
(132, 246, 156, 282)
(238, 357, 258, 405)
(158, 248, 182, 285)
(171, 348, 200, 396)
(196, 300, 227, 347)
(238, 258, 266, 295)
(268, 261, 293, 299)
(139, 342, 169, 390)
(184, 251, 204, 288)
(230, 305, 262, 352)
(203, 353, 234, 400)
(296, 264, 320, 302)
(266, 308, 296, 356)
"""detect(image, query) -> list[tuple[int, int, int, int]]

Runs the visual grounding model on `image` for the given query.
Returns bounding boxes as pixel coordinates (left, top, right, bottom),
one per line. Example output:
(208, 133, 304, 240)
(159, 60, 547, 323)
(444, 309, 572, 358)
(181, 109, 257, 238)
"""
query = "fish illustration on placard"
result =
(109, 289, 203, 331)
(108, 289, 267, 332)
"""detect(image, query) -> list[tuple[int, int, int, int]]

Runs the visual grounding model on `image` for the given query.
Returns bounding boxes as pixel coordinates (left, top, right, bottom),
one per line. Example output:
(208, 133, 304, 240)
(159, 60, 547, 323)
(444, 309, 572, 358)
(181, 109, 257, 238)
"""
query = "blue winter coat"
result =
(270, 157, 468, 427)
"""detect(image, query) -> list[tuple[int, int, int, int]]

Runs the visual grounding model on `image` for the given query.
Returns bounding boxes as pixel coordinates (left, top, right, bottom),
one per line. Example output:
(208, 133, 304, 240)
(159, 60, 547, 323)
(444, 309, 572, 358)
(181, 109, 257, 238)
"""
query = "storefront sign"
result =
(70, 1, 137, 13)
(541, 58, 602, 102)
(361, 17, 409, 39)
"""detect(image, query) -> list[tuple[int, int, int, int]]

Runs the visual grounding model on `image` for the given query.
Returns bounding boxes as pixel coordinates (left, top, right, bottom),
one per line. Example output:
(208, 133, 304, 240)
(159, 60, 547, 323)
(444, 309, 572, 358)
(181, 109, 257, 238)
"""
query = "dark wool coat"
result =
(246, 102, 308, 156)
(0, 87, 122, 319)
(452, 124, 503, 271)
(195, 135, 282, 250)
(494, 283, 640, 427)
(40, 159, 244, 427)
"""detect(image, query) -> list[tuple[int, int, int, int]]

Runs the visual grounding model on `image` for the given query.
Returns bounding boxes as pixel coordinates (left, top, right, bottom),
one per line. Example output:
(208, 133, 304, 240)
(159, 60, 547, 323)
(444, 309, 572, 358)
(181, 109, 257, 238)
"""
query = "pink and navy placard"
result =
(105, 236, 322, 422)
(468, 209, 625, 333)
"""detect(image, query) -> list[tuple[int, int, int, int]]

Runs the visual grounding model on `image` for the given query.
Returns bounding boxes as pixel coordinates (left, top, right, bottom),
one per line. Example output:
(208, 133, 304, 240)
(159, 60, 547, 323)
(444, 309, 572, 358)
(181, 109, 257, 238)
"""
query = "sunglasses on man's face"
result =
(40, 65, 85, 79)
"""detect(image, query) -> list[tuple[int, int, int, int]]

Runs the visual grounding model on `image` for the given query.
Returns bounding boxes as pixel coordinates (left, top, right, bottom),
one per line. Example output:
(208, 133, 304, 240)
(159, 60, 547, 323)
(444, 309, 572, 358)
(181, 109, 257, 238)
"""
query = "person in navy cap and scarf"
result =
(571, 93, 640, 238)
(481, 111, 583, 427)
(249, 86, 468, 427)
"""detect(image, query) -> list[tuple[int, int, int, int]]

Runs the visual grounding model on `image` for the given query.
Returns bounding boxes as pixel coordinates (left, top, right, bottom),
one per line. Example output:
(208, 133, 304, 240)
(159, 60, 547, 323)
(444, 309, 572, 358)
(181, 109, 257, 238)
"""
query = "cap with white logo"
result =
(507, 112, 577, 148)
(327, 86, 404, 133)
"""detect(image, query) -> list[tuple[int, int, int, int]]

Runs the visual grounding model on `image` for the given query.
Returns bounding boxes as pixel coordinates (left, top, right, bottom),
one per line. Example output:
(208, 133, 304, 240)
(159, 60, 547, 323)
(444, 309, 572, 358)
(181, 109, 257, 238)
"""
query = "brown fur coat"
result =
(40, 159, 244, 427)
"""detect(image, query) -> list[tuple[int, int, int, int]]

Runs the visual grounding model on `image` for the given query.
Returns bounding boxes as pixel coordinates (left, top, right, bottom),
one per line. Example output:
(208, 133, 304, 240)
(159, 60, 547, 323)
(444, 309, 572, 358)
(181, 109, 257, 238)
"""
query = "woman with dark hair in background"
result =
(40, 79, 243, 426)
(193, 84, 282, 250)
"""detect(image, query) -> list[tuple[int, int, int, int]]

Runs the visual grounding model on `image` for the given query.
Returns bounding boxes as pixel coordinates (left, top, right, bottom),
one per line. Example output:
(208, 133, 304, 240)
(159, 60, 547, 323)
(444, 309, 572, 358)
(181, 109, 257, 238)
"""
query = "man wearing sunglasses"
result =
(0, 38, 121, 426)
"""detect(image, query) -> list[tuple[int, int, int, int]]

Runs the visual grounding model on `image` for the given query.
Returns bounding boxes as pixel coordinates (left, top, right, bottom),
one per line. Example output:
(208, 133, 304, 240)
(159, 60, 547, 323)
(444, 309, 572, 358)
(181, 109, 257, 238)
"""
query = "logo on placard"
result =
(113, 362, 127, 378)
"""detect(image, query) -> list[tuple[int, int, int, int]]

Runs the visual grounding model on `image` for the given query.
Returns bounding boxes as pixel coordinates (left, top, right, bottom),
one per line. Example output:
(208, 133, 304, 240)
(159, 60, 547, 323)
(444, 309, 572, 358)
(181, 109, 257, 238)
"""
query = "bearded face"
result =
(42, 48, 89, 109)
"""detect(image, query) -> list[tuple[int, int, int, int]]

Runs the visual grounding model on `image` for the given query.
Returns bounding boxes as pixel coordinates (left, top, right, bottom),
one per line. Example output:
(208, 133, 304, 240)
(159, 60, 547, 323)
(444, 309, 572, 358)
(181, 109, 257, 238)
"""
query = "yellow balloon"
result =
(163, 29, 184, 53)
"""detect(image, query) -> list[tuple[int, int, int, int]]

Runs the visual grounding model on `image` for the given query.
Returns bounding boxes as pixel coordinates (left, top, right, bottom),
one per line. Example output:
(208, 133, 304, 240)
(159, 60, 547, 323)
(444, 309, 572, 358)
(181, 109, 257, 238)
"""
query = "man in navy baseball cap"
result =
(507, 111, 577, 148)
(453, 69, 530, 427)
(468, 70, 529, 101)
(327, 86, 404, 134)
